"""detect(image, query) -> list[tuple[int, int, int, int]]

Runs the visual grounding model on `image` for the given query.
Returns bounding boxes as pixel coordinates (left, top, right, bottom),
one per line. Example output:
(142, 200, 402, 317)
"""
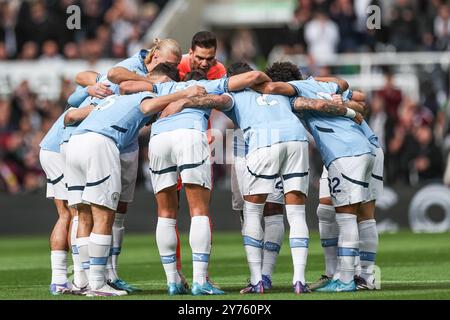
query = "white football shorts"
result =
(39, 149, 67, 200)
(326, 153, 375, 207)
(148, 129, 211, 194)
(243, 141, 309, 197)
(65, 132, 121, 210)
(231, 155, 284, 211)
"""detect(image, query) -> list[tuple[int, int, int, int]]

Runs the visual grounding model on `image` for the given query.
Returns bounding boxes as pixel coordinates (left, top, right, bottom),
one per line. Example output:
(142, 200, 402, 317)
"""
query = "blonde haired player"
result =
(107, 38, 182, 84)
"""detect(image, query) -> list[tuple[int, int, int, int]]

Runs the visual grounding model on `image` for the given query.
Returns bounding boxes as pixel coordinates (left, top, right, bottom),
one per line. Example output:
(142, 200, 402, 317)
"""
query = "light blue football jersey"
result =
(221, 106, 248, 157)
(87, 75, 140, 153)
(342, 89, 380, 148)
(290, 77, 374, 167)
(40, 85, 91, 152)
(67, 85, 89, 107)
(227, 89, 308, 152)
(150, 78, 229, 136)
(114, 49, 149, 75)
(71, 92, 155, 152)
(62, 74, 124, 146)
(89, 74, 120, 105)
(60, 96, 94, 144)
(39, 110, 71, 153)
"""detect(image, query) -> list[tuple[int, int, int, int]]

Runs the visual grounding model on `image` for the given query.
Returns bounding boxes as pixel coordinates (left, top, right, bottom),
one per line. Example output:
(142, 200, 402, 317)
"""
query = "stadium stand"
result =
(0, 0, 449, 193)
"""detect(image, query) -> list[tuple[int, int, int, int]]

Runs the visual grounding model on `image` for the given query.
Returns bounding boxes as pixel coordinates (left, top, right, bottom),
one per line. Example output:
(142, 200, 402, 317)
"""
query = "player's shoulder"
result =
(178, 55, 191, 69)
(207, 61, 227, 80)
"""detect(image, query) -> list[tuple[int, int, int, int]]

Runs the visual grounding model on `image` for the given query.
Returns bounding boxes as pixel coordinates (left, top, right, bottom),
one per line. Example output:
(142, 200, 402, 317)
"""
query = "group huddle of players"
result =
(39, 31, 382, 297)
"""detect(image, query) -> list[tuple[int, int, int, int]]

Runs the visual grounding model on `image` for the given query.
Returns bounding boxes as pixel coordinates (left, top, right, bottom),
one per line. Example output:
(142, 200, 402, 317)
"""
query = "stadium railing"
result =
(268, 50, 450, 103)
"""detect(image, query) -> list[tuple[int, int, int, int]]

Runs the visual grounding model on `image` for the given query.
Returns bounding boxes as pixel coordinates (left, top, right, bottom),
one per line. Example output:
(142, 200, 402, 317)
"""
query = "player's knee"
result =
(264, 202, 283, 216)
(357, 201, 375, 222)
(244, 194, 267, 204)
(54, 199, 71, 220)
(335, 203, 360, 214)
(284, 191, 306, 205)
(319, 197, 333, 206)
(158, 209, 177, 219)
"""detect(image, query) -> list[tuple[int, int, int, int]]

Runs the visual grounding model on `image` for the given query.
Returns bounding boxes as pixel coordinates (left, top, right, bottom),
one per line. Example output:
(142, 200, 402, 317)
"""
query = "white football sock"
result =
(359, 219, 378, 282)
(105, 239, 118, 282)
(105, 213, 125, 282)
(242, 201, 264, 285)
(51, 250, 68, 285)
(189, 216, 211, 286)
(112, 213, 125, 273)
(335, 213, 359, 284)
(88, 233, 111, 290)
(317, 204, 338, 277)
(76, 237, 90, 286)
(70, 216, 85, 287)
(156, 217, 180, 284)
(262, 214, 284, 279)
(286, 204, 309, 285)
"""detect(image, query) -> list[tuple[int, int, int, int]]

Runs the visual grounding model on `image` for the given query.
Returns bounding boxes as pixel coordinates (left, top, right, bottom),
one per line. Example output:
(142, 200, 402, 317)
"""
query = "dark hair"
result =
(265, 62, 302, 82)
(227, 62, 253, 77)
(151, 62, 180, 82)
(191, 31, 217, 50)
(184, 69, 207, 81)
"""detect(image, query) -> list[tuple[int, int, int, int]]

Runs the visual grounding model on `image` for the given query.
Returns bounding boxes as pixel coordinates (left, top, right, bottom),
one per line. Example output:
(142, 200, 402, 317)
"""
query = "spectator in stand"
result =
(19, 41, 39, 60)
(389, 0, 420, 51)
(230, 29, 259, 67)
(368, 93, 389, 151)
(0, 42, 6, 60)
(386, 98, 417, 183)
(63, 42, 81, 60)
(414, 125, 443, 182)
(105, 0, 139, 58)
(283, 0, 313, 55)
(376, 68, 403, 124)
(78, 0, 104, 41)
(304, 9, 340, 65)
(434, 4, 450, 50)
(39, 40, 63, 62)
(95, 25, 113, 59)
(330, 0, 358, 52)
(15, 0, 60, 52)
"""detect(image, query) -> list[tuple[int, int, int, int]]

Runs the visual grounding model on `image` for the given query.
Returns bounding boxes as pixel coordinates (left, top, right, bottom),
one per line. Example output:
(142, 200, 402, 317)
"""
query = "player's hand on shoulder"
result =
(160, 99, 190, 119)
(185, 85, 206, 98)
(87, 82, 113, 99)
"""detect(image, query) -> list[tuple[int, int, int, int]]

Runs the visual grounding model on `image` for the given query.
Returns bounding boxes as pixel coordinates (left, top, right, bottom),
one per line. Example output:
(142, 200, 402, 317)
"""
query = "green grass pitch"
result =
(1, 231, 450, 300)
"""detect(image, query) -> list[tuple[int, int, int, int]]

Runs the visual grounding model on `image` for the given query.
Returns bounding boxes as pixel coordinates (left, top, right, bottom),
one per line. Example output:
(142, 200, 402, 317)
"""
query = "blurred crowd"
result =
(216, 0, 450, 67)
(0, 0, 168, 62)
(1, 0, 450, 193)
(363, 68, 449, 186)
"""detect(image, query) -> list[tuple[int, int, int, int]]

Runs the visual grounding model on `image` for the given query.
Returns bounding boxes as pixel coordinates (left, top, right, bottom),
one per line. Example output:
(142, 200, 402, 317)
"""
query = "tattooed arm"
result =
(293, 97, 363, 124)
(159, 94, 233, 118)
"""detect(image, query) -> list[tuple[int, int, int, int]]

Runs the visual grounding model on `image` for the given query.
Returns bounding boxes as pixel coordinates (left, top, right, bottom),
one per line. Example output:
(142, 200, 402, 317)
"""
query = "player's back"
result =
(73, 92, 153, 150)
(40, 110, 69, 153)
(230, 89, 308, 152)
(151, 79, 228, 136)
(290, 78, 373, 167)
(114, 49, 148, 75)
